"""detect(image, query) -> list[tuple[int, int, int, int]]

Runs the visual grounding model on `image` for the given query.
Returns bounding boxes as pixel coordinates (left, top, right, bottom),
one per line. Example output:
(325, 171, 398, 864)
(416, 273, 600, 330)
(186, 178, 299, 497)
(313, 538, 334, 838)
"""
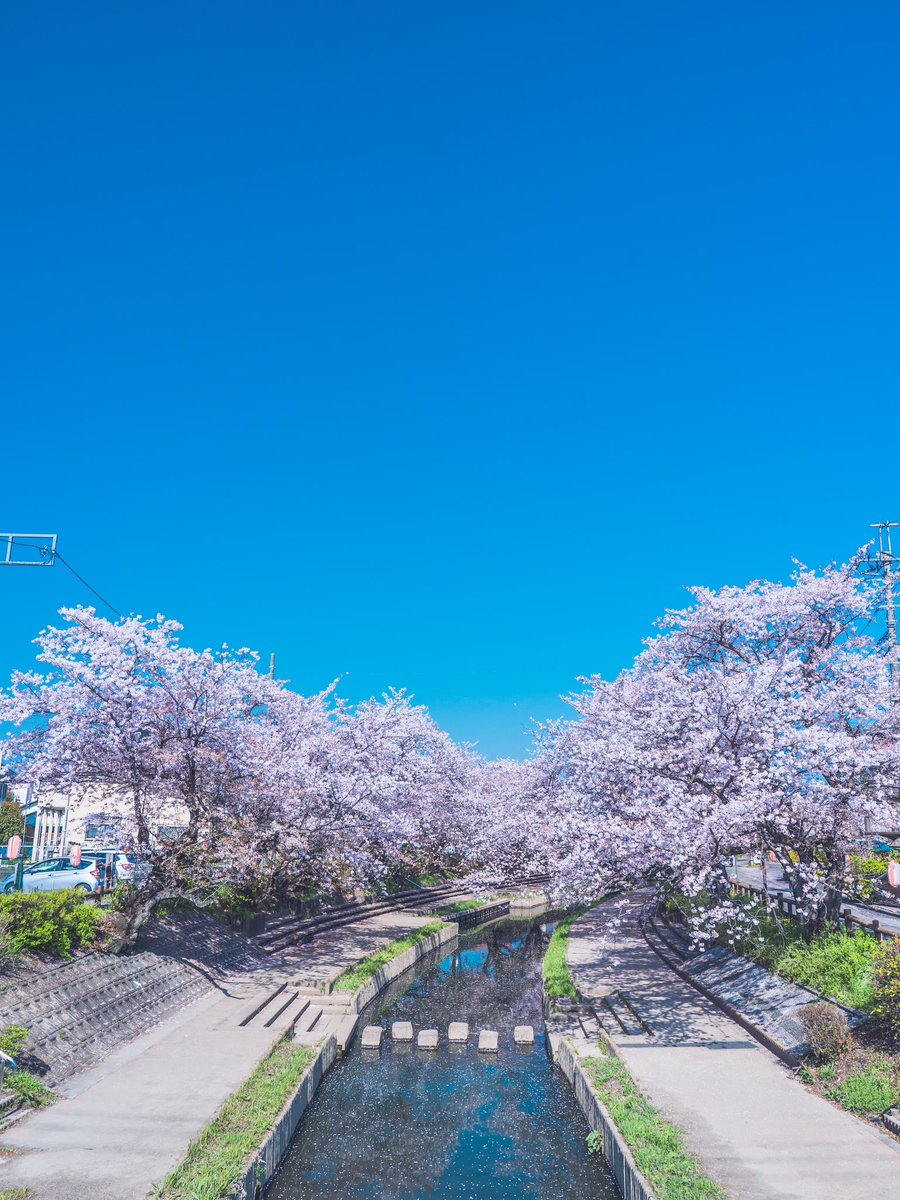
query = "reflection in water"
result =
(267, 918, 617, 1200)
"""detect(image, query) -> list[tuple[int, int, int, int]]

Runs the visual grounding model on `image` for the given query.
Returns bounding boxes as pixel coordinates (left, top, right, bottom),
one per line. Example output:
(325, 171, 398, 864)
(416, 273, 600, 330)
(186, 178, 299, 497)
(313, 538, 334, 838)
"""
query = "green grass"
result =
(331, 922, 447, 993)
(542, 909, 585, 1001)
(583, 1054, 725, 1200)
(730, 901, 878, 1009)
(824, 1056, 900, 1115)
(0, 1188, 31, 1199)
(3, 1071, 53, 1108)
(157, 1039, 317, 1200)
(437, 897, 498, 914)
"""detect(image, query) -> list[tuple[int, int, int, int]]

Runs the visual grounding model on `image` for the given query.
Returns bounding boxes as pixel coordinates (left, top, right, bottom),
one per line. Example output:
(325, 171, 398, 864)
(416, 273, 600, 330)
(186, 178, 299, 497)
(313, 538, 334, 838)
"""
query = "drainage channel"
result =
(266, 915, 618, 1200)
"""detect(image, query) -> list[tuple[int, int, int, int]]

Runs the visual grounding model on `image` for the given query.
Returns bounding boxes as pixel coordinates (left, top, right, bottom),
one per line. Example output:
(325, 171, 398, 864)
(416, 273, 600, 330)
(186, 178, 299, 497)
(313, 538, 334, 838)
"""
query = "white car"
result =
(2, 856, 103, 894)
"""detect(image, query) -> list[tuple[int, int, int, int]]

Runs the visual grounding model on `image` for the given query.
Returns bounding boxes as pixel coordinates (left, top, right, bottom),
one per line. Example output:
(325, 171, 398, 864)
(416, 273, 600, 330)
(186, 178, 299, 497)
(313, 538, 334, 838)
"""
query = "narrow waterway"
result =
(267, 916, 618, 1200)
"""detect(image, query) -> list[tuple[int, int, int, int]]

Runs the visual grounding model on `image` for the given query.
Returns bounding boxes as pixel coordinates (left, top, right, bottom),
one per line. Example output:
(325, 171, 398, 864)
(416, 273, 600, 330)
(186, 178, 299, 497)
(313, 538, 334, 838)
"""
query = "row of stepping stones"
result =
(361, 1021, 535, 1052)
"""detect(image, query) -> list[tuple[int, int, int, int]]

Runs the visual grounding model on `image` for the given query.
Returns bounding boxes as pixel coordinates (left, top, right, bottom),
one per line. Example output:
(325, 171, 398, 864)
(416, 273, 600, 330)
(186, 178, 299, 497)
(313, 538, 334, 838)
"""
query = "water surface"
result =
(267, 917, 617, 1200)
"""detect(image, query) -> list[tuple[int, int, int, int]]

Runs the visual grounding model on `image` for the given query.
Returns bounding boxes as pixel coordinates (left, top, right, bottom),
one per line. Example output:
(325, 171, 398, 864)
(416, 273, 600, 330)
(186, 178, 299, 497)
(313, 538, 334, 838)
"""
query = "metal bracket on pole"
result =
(0, 533, 58, 567)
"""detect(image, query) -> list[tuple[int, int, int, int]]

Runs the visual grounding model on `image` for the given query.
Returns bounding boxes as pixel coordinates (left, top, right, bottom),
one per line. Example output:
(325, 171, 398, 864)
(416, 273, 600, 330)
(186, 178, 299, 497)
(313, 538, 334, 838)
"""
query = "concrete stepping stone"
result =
(448, 1021, 469, 1042)
(417, 1028, 439, 1050)
(478, 1029, 499, 1052)
(513, 1025, 534, 1045)
(361, 1025, 383, 1048)
(391, 1020, 414, 1041)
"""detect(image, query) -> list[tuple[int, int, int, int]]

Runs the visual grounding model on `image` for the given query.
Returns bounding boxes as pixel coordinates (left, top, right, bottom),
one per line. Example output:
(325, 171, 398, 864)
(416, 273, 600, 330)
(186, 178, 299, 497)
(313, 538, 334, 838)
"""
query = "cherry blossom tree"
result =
(0, 608, 296, 941)
(0, 609, 486, 941)
(543, 554, 900, 941)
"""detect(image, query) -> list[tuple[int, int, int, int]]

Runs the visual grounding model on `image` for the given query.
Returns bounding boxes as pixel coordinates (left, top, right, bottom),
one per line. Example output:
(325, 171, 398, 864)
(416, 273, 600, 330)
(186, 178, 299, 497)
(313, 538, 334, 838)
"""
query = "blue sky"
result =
(2, 2, 898, 757)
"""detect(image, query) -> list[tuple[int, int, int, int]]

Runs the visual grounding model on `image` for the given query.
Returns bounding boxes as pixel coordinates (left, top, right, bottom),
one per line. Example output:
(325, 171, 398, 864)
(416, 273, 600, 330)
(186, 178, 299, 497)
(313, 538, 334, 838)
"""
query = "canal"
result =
(266, 915, 618, 1199)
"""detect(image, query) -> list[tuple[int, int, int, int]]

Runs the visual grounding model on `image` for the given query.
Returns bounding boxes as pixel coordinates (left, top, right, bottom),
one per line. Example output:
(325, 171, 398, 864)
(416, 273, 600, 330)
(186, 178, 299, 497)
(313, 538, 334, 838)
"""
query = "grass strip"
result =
(583, 1054, 725, 1200)
(156, 1039, 317, 1200)
(542, 908, 586, 1000)
(437, 897, 498, 914)
(332, 922, 447, 993)
(0, 1189, 31, 1199)
(823, 1056, 900, 1115)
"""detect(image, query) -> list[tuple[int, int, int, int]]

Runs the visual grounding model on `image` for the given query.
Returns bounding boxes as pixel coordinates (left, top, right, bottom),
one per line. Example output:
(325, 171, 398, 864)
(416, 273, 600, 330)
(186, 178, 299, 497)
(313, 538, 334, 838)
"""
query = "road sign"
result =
(70, 845, 82, 867)
(6, 835, 21, 860)
(888, 861, 900, 890)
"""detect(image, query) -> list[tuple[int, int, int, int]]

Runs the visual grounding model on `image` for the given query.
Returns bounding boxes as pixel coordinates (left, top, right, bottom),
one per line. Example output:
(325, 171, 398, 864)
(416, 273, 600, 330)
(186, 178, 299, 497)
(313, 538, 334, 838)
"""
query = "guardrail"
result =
(731, 880, 899, 943)
(451, 901, 511, 929)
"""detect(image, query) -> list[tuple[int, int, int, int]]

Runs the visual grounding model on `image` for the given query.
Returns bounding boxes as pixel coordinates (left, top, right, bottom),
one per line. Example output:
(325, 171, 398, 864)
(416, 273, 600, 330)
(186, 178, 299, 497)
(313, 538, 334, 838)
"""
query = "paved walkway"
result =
(0, 910, 435, 1200)
(567, 896, 900, 1200)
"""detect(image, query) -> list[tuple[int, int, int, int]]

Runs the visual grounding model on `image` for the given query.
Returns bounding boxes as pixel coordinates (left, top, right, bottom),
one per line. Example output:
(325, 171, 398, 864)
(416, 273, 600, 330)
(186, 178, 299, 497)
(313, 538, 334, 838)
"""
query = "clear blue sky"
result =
(2, 2, 898, 757)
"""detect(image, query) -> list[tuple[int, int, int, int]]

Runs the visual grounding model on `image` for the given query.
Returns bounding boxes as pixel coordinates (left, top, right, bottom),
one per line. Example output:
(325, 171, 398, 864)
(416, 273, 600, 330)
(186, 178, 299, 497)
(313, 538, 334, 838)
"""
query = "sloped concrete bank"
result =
(641, 907, 868, 1065)
(226, 921, 459, 1198)
(0, 910, 271, 1085)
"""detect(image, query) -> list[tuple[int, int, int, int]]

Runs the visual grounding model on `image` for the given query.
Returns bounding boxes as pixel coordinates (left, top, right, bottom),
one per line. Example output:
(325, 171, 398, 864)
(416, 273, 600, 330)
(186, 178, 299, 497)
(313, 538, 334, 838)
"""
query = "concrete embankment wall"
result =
(228, 920, 459, 1198)
(229, 1035, 338, 1200)
(553, 1038, 656, 1200)
(333, 921, 458, 1011)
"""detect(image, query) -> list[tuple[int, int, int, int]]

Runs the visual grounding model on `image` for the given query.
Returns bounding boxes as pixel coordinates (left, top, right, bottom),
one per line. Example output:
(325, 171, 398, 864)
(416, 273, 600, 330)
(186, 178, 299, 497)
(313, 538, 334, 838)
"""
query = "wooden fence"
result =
(731, 880, 899, 943)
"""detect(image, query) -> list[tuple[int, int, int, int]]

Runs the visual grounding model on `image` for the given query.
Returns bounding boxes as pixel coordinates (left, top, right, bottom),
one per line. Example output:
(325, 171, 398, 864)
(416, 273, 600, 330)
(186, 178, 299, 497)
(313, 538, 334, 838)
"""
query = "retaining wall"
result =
(227, 921, 460, 1196)
(554, 1038, 656, 1200)
(228, 1035, 338, 1200)
(332, 921, 459, 1011)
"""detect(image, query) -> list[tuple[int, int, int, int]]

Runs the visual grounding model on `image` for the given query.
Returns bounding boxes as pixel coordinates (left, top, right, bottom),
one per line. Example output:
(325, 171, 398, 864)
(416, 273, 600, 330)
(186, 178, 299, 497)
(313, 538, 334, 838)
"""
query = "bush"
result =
(798, 1003, 853, 1062)
(848, 855, 888, 901)
(0, 1025, 29, 1060)
(0, 890, 104, 957)
(870, 938, 900, 1038)
(3, 1068, 54, 1107)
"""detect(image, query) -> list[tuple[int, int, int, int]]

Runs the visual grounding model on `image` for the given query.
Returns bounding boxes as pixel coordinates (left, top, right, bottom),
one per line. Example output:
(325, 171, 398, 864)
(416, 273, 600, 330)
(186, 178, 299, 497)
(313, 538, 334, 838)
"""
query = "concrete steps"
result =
(252, 874, 551, 955)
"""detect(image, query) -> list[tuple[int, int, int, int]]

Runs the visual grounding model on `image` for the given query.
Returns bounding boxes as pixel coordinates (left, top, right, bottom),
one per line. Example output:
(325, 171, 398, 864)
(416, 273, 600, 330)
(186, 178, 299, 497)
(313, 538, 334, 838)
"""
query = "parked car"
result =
(81, 849, 149, 886)
(2, 856, 103, 894)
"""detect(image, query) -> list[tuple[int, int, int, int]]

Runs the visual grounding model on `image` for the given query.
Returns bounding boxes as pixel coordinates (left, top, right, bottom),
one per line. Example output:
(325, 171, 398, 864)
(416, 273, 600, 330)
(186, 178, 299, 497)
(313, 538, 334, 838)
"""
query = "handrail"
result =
(731, 880, 899, 942)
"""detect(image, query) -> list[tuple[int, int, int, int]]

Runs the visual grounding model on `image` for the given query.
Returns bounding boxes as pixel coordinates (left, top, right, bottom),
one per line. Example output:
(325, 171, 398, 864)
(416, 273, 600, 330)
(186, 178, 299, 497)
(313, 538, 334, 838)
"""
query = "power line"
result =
(1, 534, 122, 619)
(52, 550, 122, 619)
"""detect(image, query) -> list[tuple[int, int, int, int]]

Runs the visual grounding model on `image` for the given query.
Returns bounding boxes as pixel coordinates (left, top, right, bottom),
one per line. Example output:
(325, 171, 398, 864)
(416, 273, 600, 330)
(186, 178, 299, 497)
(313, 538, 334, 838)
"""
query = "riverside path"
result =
(0, 910, 438, 1200)
(567, 896, 900, 1200)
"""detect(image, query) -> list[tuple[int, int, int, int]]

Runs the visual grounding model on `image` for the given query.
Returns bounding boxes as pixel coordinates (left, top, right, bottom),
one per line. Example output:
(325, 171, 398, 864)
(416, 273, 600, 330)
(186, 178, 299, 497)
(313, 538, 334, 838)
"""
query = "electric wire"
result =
(5, 537, 122, 619)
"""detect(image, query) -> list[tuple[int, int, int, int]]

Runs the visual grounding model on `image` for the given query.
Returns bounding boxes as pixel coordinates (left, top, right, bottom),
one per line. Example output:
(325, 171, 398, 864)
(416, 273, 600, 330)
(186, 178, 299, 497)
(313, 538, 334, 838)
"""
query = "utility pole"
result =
(867, 521, 899, 705)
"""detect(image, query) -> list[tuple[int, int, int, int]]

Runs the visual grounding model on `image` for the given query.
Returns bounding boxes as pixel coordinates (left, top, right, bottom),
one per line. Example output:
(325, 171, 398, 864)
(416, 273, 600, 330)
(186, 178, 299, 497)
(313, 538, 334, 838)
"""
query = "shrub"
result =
(3, 1069, 54, 1107)
(798, 1003, 853, 1062)
(870, 937, 900, 1039)
(0, 1025, 29, 1060)
(848, 855, 888, 902)
(0, 890, 104, 957)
